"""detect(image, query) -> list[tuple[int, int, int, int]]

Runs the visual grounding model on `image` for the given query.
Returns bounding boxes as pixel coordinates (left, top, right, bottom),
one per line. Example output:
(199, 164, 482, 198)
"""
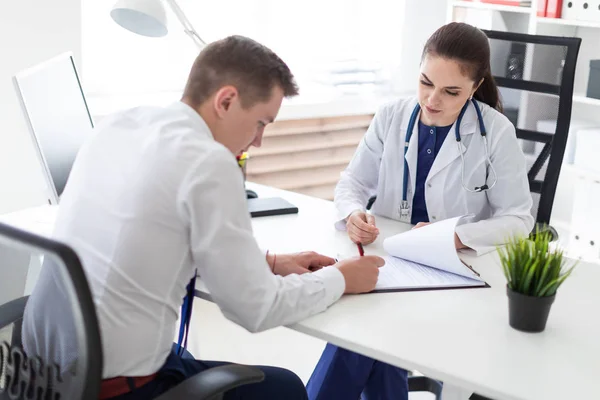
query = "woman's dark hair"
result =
(422, 22, 502, 112)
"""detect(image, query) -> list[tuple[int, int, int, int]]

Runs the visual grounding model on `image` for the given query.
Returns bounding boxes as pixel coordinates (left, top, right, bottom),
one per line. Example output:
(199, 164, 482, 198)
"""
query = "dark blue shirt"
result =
(411, 121, 452, 225)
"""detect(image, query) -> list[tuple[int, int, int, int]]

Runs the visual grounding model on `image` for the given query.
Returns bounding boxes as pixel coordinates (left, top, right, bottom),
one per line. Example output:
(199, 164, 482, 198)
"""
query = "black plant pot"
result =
(507, 286, 556, 333)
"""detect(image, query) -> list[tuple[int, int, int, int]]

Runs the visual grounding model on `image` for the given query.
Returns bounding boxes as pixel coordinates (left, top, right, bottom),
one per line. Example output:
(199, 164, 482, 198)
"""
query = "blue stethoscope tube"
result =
(399, 99, 498, 220)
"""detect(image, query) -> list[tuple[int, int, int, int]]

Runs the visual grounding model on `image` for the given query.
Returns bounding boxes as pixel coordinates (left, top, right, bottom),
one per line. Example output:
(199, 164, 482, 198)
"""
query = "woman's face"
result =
(417, 54, 479, 127)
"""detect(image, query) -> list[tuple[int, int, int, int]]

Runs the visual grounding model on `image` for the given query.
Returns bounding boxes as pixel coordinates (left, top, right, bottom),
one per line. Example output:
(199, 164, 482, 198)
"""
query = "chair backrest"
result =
(0, 222, 102, 400)
(483, 30, 581, 225)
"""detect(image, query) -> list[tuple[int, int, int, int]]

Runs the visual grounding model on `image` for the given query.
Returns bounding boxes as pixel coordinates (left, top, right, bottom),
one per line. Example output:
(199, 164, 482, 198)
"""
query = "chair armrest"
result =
(530, 223, 559, 242)
(408, 376, 442, 399)
(155, 364, 264, 400)
(0, 296, 28, 330)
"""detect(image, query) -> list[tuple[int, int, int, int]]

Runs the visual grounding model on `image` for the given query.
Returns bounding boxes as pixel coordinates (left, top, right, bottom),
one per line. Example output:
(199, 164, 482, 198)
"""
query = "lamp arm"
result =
(163, 0, 206, 48)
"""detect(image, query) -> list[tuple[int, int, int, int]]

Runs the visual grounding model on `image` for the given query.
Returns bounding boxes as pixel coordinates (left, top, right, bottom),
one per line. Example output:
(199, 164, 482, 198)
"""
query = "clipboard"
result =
(371, 281, 491, 294)
(371, 216, 491, 294)
(369, 256, 490, 294)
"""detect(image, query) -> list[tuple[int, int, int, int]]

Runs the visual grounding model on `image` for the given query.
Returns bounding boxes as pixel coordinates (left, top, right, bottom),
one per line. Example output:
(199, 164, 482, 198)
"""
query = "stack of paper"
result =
(375, 216, 488, 292)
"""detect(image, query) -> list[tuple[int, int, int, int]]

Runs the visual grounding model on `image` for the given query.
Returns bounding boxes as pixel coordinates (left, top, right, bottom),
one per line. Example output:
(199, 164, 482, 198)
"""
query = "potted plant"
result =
(498, 230, 576, 333)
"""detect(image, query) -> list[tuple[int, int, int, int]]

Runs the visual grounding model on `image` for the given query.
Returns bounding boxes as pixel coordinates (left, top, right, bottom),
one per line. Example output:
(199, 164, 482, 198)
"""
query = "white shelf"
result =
(451, 1, 533, 14)
(537, 17, 600, 29)
(573, 93, 600, 106)
(87, 92, 414, 122)
(562, 163, 600, 181)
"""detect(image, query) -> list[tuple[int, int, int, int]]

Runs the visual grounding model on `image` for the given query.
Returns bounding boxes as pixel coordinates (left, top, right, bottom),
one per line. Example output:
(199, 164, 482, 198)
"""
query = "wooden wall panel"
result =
(247, 114, 373, 200)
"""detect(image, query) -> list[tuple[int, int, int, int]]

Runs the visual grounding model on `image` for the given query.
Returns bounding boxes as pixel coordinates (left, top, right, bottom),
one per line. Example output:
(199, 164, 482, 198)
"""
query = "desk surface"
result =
(242, 183, 600, 400)
(3, 184, 599, 400)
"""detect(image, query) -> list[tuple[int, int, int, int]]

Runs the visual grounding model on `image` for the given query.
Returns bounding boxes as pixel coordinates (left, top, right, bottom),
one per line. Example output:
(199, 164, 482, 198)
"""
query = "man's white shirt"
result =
(22, 101, 345, 378)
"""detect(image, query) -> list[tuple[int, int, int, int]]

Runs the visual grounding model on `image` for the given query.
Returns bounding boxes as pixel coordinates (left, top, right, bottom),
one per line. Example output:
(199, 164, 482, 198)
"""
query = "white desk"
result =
(3, 184, 599, 399)
(0, 204, 57, 237)
(0, 204, 58, 295)
(211, 183, 600, 400)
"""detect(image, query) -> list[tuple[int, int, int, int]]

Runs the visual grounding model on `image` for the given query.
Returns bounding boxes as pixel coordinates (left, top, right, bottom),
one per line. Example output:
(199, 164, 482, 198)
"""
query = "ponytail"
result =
(474, 70, 503, 112)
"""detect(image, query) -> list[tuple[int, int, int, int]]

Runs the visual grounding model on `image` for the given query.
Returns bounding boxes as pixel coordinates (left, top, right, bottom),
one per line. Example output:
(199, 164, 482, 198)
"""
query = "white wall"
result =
(393, 0, 448, 94)
(0, 0, 82, 215)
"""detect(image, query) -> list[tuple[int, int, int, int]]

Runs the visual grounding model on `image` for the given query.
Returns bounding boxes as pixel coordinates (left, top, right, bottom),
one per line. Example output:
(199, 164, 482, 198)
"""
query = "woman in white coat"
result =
(306, 22, 534, 400)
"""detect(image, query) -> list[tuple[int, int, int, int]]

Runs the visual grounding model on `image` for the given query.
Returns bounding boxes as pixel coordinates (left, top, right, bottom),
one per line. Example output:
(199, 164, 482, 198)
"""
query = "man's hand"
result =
(346, 210, 379, 245)
(266, 251, 337, 276)
(412, 221, 469, 250)
(336, 255, 385, 293)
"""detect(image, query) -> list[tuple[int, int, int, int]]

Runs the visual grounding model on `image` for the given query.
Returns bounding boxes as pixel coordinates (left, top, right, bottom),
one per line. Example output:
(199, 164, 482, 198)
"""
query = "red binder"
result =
(538, 0, 548, 17)
(546, 0, 563, 18)
(478, 1, 531, 5)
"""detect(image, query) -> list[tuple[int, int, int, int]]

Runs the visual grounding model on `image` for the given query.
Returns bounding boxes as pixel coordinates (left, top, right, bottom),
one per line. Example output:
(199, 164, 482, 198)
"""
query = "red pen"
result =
(357, 243, 364, 257)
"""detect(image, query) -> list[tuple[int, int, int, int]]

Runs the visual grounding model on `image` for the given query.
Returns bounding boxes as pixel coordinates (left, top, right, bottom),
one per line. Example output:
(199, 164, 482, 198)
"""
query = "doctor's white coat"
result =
(335, 97, 535, 255)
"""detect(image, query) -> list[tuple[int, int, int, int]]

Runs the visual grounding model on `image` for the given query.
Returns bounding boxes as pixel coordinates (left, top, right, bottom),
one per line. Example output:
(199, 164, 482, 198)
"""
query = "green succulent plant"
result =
(498, 230, 576, 297)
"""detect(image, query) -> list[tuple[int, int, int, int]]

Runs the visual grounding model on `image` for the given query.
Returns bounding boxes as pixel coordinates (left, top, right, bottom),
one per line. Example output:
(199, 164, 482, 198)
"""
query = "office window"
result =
(81, 0, 404, 101)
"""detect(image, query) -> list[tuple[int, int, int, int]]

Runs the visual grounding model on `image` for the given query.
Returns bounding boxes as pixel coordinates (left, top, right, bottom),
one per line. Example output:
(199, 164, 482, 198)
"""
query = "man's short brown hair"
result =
(182, 35, 299, 108)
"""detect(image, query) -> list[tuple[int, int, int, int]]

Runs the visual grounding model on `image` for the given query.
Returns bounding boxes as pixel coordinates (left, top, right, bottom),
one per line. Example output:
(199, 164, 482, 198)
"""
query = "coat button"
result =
(427, 149, 432, 154)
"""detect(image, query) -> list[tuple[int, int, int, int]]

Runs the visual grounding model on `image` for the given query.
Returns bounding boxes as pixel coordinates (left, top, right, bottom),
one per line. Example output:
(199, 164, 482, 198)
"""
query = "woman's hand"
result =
(346, 210, 379, 245)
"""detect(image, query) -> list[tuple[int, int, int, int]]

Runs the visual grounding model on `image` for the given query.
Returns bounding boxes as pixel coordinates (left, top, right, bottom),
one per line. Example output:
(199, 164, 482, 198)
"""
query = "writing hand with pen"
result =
(336, 252, 384, 293)
(346, 210, 379, 246)
(332, 210, 383, 293)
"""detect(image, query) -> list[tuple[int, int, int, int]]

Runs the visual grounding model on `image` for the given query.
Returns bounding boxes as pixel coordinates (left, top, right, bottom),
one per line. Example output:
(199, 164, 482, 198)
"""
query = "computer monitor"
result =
(13, 52, 94, 205)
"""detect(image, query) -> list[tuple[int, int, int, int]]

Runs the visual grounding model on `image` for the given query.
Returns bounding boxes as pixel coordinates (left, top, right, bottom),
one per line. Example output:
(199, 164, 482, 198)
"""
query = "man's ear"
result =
(213, 86, 238, 118)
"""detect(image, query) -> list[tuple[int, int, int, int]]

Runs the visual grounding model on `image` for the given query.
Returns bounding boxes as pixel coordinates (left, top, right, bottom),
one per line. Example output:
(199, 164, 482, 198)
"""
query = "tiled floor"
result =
(185, 299, 435, 399)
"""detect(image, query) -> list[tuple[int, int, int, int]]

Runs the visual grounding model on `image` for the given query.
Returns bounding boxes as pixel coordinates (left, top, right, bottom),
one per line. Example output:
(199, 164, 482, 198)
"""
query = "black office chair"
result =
(0, 222, 264, 400)
(405, 30, 582, 400)
(484, 29, 581, 241)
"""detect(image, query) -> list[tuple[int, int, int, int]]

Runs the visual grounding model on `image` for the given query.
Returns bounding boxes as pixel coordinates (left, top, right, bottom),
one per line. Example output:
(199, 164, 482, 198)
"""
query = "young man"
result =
(22, 35, 384, 399)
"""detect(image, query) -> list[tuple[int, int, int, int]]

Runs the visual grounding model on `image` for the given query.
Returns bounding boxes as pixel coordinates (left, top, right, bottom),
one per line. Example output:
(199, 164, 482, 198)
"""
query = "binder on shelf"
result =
(478, 0, 532, 6)
(538, 0, 548, 16)
(547, 0, 564, 19)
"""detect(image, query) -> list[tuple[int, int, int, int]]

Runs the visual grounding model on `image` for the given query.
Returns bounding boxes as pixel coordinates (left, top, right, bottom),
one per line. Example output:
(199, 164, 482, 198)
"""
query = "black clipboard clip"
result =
(461, 259, 480, 277)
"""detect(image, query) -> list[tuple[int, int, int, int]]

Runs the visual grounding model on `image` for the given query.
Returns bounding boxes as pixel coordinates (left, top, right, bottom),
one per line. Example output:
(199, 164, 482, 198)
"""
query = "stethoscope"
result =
(399, 98, 498, 221)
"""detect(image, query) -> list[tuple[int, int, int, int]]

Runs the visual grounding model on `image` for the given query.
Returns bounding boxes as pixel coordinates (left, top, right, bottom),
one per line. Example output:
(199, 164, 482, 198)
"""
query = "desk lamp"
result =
(110, 0, 205, 48)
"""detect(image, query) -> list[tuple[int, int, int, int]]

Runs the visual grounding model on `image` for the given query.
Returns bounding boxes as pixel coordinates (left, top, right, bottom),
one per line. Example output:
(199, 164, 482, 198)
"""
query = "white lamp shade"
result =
(110, 0, 168, 38)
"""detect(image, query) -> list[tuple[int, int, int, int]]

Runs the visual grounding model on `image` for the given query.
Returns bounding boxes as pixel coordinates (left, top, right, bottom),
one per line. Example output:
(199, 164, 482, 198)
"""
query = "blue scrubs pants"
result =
(306, 343, 408, 400)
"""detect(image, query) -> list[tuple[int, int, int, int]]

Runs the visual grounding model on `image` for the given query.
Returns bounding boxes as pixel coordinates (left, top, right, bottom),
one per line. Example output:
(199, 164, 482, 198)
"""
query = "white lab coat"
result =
(335, 97, 534, 255)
